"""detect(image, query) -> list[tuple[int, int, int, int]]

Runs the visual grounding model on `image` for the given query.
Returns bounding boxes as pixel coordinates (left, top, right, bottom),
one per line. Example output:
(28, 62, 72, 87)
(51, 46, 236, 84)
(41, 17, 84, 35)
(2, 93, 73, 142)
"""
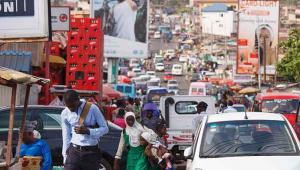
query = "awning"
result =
(49, 55, 66, 65)
(0, 66, 50, 86)
(0, 50, 32, 73)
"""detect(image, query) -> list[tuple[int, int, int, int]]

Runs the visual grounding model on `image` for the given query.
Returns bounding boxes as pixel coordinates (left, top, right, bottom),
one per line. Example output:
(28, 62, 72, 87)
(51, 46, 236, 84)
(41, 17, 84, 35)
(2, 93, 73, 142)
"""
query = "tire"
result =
(99, 158, 112, 170)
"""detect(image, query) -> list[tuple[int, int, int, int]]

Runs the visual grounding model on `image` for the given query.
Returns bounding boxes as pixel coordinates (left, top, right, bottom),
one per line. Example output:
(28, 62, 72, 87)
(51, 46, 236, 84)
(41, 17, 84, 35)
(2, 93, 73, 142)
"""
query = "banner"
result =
(51, 7, 70, 31)
(237, 0, 279, 74)
(91, 0, 148, 58)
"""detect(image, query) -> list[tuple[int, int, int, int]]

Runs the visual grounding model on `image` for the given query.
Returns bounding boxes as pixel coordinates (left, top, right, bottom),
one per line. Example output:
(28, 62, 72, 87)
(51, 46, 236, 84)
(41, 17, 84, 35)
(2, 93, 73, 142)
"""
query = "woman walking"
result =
(114, 112, 146, 170)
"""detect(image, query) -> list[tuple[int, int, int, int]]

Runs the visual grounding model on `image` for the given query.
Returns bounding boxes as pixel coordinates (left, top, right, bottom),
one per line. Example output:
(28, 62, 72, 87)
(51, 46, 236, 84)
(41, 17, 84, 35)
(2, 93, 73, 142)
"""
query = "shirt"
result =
(20, 139, 52, 170)
(223, 106, 238, 113)
(192, 111, 209, 131)
(114, 118, 126, 129)
(61, 101, 109, 161)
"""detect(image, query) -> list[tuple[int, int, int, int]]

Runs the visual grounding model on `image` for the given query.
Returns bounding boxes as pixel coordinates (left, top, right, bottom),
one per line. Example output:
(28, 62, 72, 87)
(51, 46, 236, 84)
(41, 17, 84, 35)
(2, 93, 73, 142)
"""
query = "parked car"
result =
(185, 112, 300, 170)
(0, 106, 124, 169)
(155, 63, 165, 72)
(163, 72, 173, 82)
(167, 80, 178, 88)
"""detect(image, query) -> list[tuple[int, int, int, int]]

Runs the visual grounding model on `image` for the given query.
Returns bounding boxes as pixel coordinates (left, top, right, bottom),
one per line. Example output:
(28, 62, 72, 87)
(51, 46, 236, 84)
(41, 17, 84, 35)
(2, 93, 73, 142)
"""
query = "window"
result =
(200, 120, 298, 158)
(175, 101, 198, 114)
(116, 86, 123, 92)
(125, 86, 132, 93)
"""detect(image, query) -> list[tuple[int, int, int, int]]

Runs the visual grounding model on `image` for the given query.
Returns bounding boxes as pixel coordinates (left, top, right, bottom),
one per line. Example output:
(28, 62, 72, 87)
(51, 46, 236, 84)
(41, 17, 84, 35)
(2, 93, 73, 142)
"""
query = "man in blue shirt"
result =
(62, 90, 109, 170)
(20, 121, 52, 170)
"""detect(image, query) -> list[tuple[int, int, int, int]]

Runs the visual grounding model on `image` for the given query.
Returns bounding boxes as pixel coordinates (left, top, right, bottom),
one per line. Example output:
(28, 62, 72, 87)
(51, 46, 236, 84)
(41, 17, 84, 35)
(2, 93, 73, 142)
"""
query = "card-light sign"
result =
(0, 0, 34, 17)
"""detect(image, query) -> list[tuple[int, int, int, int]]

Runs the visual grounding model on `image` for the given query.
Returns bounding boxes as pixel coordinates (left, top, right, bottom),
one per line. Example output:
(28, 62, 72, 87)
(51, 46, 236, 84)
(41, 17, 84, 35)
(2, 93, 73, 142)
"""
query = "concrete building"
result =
(201, 3, 236, 37)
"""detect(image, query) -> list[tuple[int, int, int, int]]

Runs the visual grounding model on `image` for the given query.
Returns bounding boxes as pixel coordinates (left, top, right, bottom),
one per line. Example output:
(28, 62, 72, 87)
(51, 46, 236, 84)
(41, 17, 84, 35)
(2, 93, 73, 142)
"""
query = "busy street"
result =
(1, 0, 300, 170)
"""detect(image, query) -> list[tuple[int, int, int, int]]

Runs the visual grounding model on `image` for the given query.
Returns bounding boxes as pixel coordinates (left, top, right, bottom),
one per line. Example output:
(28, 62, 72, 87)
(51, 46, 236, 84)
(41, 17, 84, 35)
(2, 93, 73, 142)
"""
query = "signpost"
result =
(51, 7, 70, 31)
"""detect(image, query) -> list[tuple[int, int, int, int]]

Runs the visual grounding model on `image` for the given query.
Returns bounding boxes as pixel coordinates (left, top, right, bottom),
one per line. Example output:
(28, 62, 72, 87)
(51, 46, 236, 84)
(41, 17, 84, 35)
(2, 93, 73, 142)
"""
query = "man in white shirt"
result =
(223, 100, 238, 113)
(192, 102, 209, 130)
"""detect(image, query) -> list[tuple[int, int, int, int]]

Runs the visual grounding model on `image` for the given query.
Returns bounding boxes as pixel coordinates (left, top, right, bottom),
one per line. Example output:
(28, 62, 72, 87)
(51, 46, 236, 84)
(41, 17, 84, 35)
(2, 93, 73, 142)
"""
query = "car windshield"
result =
(169, 86, 178, 90)
(200, 120, 298, 158)
(233, 106, 245, 112)
(168, 81, 177, 84)
(261, 99, 299, 114)
(148, 81, 159, 86)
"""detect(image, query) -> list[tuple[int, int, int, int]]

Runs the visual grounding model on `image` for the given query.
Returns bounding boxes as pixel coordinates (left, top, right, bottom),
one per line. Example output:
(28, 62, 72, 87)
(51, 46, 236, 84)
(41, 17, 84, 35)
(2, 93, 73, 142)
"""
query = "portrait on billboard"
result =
(94, 0, 147, 43)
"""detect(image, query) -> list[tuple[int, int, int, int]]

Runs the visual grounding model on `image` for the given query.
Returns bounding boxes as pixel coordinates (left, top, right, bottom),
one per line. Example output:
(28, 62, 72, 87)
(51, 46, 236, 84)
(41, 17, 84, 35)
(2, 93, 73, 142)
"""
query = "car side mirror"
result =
(184, 146, 193, 159)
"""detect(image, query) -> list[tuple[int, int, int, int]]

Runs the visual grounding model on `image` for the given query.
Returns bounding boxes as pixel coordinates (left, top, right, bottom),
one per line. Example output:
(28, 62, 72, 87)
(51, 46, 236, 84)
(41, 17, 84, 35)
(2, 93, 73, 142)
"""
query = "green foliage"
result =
(276, 29, 300, 82)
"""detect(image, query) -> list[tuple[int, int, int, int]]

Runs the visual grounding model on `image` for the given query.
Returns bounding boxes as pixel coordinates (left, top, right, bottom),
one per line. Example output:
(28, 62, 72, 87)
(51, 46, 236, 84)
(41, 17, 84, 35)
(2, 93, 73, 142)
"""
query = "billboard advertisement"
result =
(0, 0, 50, 42)
(91, 0, 148, 58)
(237, 0, 279, 74)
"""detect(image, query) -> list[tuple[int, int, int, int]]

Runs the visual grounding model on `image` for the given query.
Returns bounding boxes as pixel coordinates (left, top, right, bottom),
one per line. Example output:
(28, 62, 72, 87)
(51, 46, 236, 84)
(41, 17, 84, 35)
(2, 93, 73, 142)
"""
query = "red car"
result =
(163, 72, 173, 82)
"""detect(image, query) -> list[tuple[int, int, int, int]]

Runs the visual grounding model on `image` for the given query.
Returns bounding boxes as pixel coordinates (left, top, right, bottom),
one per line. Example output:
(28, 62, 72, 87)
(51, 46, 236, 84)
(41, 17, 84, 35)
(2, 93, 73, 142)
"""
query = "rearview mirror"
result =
(184, 147, 192, 159)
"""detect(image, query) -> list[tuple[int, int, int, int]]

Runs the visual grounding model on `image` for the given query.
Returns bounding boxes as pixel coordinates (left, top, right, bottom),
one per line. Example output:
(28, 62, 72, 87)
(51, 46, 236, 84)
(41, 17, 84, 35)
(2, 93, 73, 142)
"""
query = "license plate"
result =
(179, 145, 189, 150)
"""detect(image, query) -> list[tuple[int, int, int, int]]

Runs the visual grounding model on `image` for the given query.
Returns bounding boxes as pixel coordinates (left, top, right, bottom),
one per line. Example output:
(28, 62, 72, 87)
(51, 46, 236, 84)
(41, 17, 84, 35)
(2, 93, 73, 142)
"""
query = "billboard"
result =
(51, 7, 70, 31)
(237, 0, 279, 74)
(0, 0, 50, 42)
(91, 0, 148, 58)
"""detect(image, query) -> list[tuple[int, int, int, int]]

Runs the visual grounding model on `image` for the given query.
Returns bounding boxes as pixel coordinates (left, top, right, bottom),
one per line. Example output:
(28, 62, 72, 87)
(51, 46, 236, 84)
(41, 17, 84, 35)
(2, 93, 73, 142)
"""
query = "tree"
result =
(276, 29, 300, 82)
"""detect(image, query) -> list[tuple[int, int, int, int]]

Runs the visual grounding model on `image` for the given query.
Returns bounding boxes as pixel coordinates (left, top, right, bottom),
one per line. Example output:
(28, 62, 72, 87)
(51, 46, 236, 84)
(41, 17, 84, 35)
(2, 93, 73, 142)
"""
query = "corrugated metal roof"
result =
(0, 66, 50, 85)
(0, 51, 32, 73)
(202, 3, 229, 12)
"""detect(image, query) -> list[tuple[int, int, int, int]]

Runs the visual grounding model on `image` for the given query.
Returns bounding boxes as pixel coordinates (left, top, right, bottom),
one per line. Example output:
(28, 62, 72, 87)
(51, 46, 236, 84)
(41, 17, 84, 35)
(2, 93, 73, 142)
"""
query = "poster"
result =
(91, 0, 148, 58)
(237, 0, 279, 74)
(51, 7, 70, 31)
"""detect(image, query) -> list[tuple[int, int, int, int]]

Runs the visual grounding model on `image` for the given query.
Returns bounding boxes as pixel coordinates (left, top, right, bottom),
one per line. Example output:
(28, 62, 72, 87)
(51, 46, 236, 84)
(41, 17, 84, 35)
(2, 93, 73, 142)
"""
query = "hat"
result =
(197, 101, 208, 108)
(141, 130, 158, 145)
(24, 121, 37, 132)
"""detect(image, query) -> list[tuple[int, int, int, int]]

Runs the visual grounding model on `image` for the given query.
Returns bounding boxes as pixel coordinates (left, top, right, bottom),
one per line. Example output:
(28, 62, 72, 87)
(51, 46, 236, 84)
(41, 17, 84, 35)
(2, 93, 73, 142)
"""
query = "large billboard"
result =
(237, 0, 279, 74)
(0, 0, 50, 42)
(91, 0, 148, 58)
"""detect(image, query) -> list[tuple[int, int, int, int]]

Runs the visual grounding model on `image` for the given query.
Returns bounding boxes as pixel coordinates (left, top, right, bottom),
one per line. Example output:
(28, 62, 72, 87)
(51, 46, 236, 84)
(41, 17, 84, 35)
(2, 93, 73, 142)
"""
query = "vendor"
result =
(20, 121, 52, 170)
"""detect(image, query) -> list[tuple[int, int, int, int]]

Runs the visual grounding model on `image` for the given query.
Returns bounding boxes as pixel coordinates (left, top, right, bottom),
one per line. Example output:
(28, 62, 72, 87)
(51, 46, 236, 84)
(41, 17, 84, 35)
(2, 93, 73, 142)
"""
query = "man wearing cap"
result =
(192, 101, 209, 130)
(20, 121, 52, 170)
(61, 90, 109, 170)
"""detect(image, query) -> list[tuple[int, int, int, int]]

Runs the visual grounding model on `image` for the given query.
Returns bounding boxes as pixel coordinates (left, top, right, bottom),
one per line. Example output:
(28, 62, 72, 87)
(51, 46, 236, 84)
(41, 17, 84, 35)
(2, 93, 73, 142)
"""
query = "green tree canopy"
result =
(276, 29, 300, 82)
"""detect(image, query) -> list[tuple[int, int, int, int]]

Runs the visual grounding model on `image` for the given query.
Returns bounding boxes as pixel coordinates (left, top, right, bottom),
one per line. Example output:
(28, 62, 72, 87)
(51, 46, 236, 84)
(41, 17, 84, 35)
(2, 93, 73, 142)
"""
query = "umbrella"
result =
(49, 55, 66, 65)
(239, 87, 260, 94)
(103, 84, 124, 99)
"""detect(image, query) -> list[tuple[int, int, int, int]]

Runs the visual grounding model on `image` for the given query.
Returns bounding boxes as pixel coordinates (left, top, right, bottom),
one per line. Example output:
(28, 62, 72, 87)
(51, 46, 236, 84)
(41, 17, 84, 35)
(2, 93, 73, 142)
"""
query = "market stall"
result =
(0, 67, 49, 170)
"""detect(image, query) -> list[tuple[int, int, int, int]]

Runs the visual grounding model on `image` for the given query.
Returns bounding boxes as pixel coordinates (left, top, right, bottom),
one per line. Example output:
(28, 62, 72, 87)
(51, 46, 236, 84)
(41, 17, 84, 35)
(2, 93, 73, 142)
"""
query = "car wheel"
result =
(99, 158, 112, 170)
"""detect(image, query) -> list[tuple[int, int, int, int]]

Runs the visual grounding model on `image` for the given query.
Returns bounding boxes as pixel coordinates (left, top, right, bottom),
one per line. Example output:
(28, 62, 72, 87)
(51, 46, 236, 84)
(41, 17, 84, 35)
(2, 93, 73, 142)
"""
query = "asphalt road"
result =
(149, 38, 191, 95)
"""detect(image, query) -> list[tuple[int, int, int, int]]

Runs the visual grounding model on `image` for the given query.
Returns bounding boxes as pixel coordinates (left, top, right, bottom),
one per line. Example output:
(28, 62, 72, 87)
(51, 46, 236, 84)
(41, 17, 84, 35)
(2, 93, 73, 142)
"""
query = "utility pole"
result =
(263, 36, 267, 82)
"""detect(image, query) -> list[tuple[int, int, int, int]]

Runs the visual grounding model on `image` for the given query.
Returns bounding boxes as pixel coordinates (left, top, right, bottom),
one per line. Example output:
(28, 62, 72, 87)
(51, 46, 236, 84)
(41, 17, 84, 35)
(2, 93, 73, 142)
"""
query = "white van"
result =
(172, 64, 183, 76)
(159, 96, 216, 156)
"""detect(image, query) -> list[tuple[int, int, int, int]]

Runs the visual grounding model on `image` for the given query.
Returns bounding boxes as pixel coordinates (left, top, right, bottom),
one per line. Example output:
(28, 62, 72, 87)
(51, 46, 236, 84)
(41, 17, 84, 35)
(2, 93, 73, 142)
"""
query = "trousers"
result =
(64, 145, 102, 170)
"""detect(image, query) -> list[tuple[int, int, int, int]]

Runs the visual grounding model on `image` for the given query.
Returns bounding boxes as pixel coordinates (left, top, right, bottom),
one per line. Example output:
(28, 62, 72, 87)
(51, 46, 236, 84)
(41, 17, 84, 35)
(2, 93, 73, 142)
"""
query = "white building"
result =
(201, 3, 236, 37)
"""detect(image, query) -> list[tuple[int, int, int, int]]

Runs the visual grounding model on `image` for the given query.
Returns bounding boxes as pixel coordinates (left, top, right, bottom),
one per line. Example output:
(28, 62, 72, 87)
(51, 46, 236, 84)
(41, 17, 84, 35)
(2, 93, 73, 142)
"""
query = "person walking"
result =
(61, 90, 109, 170)
(114, 108, 126, 128)
(20, 121, 52, 170)
(114, 112, 145, 170)
(192, 102, 209, 130)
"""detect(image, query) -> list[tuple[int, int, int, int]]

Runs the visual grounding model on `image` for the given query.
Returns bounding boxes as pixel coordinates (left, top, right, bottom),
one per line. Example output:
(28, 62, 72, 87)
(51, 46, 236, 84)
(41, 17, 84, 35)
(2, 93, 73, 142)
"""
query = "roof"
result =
(202, 3, 230, 12)
(207, 112, 285, 123)
(256, 93, 300, 100)
(0, 50, 32, 72)
(0, 66, 50, 86)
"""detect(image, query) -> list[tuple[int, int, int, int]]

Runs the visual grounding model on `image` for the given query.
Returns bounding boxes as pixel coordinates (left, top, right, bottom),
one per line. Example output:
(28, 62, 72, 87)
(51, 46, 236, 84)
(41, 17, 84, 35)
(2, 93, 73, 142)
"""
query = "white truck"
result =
(159, 95, 216, 158)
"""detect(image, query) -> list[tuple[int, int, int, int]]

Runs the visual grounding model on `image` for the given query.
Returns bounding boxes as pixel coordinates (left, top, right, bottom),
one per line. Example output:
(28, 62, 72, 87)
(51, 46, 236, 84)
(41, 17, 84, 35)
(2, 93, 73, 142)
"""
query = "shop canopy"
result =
(49, 55, 66, 65)
(0, 67, 49, 168)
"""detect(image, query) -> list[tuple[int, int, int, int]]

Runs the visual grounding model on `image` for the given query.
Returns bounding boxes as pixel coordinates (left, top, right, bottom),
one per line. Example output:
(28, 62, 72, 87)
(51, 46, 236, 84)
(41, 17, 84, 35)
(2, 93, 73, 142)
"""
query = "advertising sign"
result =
(237, 0, 279, 74)
(91, 0, 148, 58)
(51, 7, 70, 31)
(0, 0, 49, 42)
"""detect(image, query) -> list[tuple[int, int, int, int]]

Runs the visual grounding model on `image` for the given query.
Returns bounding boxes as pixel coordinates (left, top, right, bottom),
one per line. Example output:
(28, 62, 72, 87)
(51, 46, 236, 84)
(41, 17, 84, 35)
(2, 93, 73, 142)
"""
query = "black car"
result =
(0, 106, 124, 170)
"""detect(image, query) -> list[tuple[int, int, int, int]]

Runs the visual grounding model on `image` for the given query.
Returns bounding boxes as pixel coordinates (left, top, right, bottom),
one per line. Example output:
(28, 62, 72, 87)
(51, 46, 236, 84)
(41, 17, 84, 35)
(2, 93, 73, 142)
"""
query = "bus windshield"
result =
(261, 99, 299, 114)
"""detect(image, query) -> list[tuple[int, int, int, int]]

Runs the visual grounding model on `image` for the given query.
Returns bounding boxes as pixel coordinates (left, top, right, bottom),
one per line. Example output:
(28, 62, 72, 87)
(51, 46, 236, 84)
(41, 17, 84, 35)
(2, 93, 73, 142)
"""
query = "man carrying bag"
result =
(61, 90, 109, 170)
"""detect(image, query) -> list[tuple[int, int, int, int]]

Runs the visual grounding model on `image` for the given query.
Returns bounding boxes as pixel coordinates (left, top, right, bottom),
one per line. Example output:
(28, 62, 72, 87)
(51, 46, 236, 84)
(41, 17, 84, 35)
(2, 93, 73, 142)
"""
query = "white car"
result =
(172, 64, 183, 76)
(164, 49, 176, 59)
(131, 68, 142, 77)
(179, 55, 188, 62)
(154, 31, 161, 39)
(168, 86, 179, 95)
(167, 80, 178, 88)
(155, 63, 165, 72)
(146, 71, 156, 79)
(185, 112, 300, 170)
(129, 59, 140, 68)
